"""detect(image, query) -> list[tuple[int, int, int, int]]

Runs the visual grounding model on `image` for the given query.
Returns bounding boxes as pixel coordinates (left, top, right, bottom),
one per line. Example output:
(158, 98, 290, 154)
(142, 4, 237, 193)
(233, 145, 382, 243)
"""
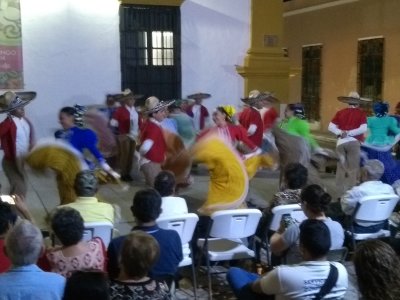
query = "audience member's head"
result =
(131, 189, 162, 224)
(63, 270, 110, 300)
(51, 207, 84, 247)
(154, 171, 176, 197)
(0, 202, 17, 236)
(74, 170, 98, 197)
(120, 231, 160, 279)
(354, 240, 400, 300)
(300, 184, 331, 217)
(283, 163, 308, 189)
(5, 220, 43, 266)
(361, 159, 384, 182)
(299, 219, 331, 260)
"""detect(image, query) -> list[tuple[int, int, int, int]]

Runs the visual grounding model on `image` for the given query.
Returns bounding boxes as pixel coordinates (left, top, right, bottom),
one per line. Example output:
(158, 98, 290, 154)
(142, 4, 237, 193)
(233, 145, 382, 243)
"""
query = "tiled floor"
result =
(0, 167, 359, 299)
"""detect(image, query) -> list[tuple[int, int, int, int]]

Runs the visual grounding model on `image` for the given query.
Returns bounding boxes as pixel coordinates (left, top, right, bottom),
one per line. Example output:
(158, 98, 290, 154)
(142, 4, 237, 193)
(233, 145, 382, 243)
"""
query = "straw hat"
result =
(0, 91, 36, 114)
(187, 92, 211, 100)
(115, 89, 144, 102)
(143, 96, 174, 114)
(337, 91, 371, 105)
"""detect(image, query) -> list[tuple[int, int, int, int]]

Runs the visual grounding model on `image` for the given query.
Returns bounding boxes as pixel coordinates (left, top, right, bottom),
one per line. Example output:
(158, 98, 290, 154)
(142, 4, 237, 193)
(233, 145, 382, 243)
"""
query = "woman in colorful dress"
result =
(362, 101, 400, 184)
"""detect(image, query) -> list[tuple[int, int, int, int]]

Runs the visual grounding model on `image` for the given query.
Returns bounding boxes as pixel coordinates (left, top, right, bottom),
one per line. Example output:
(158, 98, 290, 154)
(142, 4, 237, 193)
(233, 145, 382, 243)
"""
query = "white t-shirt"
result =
(13, 116, 30, 157)
(282, 218, 344, 264)
(159, 196, 188, 219)
(260, 261, 348, 300)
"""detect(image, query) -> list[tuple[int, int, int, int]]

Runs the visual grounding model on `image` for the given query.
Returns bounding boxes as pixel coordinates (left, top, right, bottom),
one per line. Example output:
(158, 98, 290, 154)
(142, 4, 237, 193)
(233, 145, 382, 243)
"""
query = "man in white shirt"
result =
(0, 91, 35, 197)
(227, 219, 348, 300)
(154, 170, 188, 219)
(341, 159, 396, 233)
(110, 89, 140, 182)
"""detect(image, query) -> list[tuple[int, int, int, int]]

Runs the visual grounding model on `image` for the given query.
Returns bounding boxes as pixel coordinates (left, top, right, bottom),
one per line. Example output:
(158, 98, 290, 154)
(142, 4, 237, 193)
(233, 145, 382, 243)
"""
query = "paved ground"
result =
(0, 166, 360, 299)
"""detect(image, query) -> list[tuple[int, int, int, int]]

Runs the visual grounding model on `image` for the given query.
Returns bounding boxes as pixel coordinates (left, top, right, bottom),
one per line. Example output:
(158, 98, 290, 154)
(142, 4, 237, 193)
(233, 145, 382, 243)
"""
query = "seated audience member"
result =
(154, 171, 188, 219)
(64, 270, 110, 300)
(109, 231, 170, 300)
(271, 162, 308, 208)
(0, 195, 35, 273)
(59, 170, 114, 224)
(354, 240, 400, 300)
(107, 189, 182, 283)
(41, 207, 106, 277)
(227, 219, 348, 299)
(341, 159, 396, 233)
(0, 220, 66, 298)
(270, 185, 344, 264)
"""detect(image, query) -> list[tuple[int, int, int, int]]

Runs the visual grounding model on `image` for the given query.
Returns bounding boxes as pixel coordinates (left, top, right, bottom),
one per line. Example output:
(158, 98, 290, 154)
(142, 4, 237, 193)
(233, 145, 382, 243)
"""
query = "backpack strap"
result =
(313, 263, 339, 300)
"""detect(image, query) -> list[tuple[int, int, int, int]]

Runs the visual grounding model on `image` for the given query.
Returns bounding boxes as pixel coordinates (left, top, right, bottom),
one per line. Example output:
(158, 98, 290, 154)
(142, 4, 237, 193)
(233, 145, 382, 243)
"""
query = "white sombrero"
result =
(0, 91, 36, 114)
(337, 91, 372, 105)
(143, 96, 175, 114)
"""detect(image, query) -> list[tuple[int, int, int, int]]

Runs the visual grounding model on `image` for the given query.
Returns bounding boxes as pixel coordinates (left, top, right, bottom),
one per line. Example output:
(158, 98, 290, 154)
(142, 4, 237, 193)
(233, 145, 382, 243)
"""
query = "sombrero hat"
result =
(115, 89, 144, 102)
(143, 96, 175, 114)
(262, 91, 279, 103)
(241, 90, 265, 103)
(187, 92, 211, 100)
(337, 91, 372, 105)
(0, 91, 36, 114)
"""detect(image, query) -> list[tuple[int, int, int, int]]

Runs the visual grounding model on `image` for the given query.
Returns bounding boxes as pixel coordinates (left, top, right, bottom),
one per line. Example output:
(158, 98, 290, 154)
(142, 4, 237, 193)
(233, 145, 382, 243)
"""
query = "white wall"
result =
(19, 0, 121, 138)
(181, 0, 250, 113)
(11, 0, 250, 138)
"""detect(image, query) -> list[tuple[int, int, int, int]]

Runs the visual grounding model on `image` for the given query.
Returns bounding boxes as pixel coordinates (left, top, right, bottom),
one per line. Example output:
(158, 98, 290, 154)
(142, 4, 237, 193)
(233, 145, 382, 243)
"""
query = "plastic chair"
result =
(157, 213, 199, 299)
(83, 221, 114, 247)
(326, 246, 348, 263)
(270, 204, 307, 232)
(197, 209, 262, 299)
(347, 194, 399, 249)
(254, 204, 306, 266)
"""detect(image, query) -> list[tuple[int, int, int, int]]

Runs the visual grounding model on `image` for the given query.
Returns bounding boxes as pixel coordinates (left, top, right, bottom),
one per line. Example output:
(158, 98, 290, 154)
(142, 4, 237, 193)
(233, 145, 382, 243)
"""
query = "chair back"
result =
(83, 221, 113, 247)
(156, 213, 199, 244)
(354, 194, 399, 223)
(209, 209, 262, 239)
(327, 247, 348, 263)
(270, 204, 306, 232)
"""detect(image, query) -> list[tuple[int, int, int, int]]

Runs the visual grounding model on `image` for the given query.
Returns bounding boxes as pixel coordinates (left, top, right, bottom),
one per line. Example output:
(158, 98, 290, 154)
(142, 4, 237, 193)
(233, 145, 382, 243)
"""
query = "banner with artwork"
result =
(0, 0, 23, 89)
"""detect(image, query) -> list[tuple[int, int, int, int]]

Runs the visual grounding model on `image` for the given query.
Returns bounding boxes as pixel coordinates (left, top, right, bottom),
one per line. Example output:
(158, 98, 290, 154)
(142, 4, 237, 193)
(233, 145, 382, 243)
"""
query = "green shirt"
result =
(280, 117, 318, 149)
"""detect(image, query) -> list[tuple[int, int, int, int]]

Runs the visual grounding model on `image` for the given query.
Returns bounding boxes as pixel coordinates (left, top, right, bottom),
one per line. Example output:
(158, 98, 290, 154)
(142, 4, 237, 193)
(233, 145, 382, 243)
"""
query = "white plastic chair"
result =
(270, 204, 307, 232)
(197, 209, 262, 299)
(83, 221, 114, 248)
(347, 194, 399, 248)
(157, 213, 199, 299)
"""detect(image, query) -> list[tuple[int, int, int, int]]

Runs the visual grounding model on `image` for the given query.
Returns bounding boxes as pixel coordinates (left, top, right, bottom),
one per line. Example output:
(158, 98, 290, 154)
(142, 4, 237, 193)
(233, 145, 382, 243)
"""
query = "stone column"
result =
(236, 0, 289, 101)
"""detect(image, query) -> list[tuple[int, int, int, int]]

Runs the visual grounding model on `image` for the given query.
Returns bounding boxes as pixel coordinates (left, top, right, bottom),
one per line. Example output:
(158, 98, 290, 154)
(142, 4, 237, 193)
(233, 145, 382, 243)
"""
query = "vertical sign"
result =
(0, 0, 23, 89)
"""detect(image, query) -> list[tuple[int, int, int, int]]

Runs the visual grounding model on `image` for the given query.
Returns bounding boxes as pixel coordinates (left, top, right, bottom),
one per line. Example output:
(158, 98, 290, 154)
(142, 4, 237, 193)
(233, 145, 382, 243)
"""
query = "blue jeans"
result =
(226, 267, 262, 299)
(353, 221, 387, 234)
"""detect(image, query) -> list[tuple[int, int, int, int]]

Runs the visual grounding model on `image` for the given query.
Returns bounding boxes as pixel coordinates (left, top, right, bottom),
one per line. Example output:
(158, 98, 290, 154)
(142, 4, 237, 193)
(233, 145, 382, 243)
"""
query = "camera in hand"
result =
(0, 195, 15, 205)
(282, 214, 296, 228)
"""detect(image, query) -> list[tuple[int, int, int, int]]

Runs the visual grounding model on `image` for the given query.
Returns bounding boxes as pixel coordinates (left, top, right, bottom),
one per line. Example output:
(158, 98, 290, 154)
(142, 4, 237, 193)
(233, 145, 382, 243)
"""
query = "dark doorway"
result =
(120, 4, 181, 101)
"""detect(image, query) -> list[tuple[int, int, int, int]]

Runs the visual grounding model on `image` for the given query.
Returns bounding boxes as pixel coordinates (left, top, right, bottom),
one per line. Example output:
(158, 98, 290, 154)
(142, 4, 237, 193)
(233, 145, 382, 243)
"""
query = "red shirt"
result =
(140, 119, 167, 163)
(186, 104, 209, 130)
(0, 117, 34, 161)
(238, 107, 263, 147)
(0, 239, 11, 273)
(262, 107, 278, 131)
(331, 107, 367, 141)
(198, 124, 257, 151)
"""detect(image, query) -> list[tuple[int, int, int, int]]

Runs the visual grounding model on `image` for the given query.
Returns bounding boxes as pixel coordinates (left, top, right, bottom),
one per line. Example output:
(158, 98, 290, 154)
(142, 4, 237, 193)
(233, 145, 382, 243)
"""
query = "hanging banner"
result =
(0, 0, 23, 89)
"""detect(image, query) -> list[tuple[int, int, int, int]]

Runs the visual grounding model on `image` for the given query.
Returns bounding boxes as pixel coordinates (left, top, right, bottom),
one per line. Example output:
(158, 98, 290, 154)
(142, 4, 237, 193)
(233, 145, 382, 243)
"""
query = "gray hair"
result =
(5, 220, 43, 266)
(74, 170, 98, 197)
(362, 159, 384, 180)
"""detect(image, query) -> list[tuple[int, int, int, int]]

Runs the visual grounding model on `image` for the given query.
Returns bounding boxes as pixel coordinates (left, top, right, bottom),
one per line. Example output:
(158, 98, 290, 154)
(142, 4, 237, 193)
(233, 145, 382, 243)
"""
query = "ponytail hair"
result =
(300, 184, 331, 214)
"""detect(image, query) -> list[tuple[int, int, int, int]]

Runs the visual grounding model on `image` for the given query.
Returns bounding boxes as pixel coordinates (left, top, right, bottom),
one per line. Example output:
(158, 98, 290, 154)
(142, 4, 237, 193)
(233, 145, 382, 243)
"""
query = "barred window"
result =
(301, 45, 322, 121)
(357, 37, 384, 101)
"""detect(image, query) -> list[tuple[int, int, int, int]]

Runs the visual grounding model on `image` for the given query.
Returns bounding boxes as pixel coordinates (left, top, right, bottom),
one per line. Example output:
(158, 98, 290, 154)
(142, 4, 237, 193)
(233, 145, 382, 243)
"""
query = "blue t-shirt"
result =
(107, 225, 183, 279)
